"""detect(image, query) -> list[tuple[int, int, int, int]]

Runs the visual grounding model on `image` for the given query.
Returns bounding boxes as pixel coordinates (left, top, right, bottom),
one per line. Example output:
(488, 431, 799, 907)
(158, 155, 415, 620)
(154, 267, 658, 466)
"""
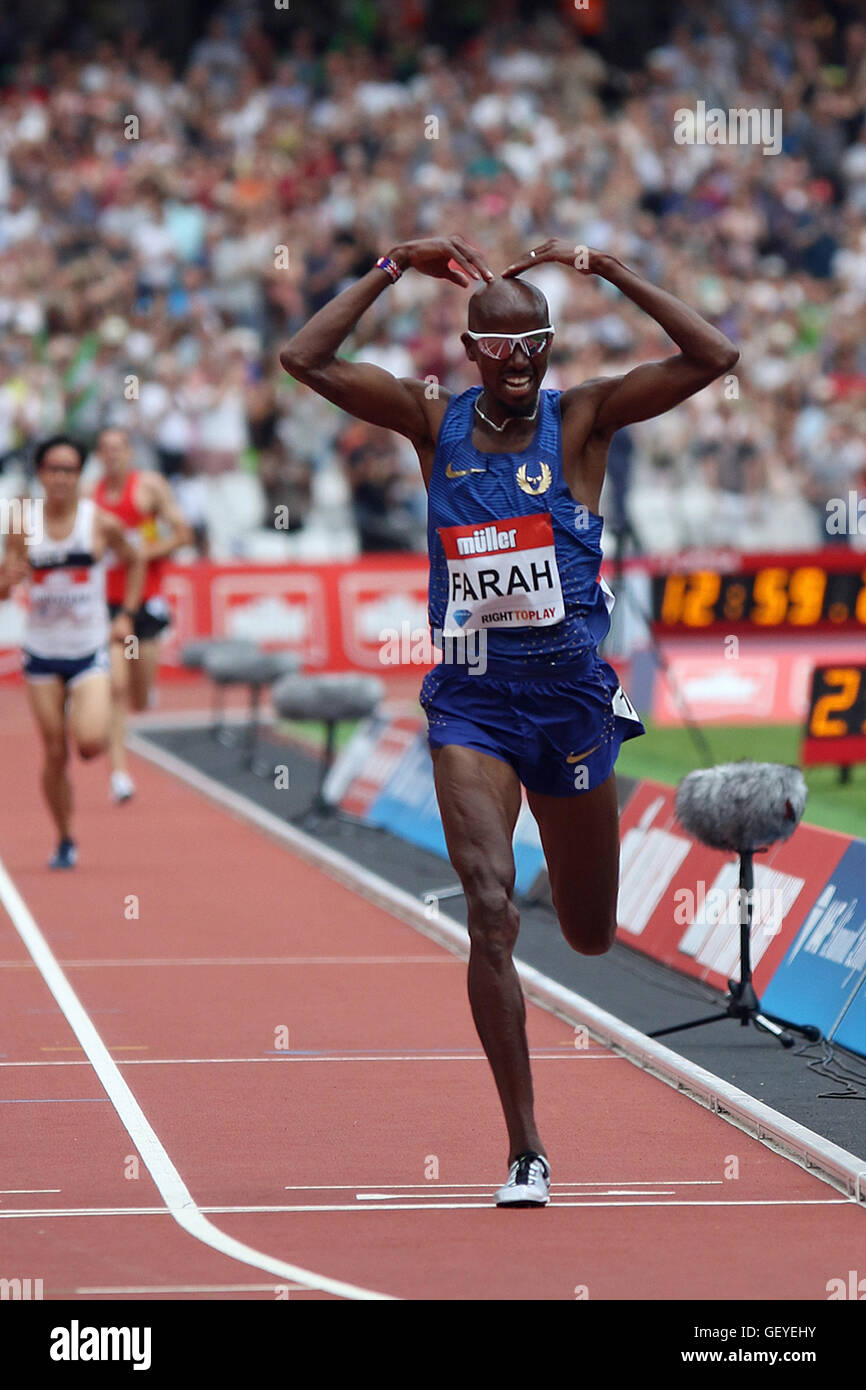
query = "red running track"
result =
(0, 683, 863, 1301)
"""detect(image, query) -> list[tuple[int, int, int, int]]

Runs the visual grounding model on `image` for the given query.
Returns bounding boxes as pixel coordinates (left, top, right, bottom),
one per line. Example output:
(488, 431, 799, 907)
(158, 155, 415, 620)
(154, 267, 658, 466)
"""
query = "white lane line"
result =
(283, 1179, 725, 1190)
(0, 1208, 189, 1218)
(0, 1198, 851, 1219)
(0, 855, 394, 1302)
(355, 1189, 678, 1200)
(76, 1284, 309, 1295)
(127, 731, 866, 1207)
(0, 1053, 620, 1067)
(0, 1188, 61, 1194)
(0, 956, 460, 968)
(217, 1198, 854, 1212)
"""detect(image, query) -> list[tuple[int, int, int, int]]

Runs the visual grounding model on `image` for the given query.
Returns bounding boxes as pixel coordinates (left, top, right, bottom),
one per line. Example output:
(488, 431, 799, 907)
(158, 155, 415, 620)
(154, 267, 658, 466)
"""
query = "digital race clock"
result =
(802, 664, 866, 768)
(650, 551, 866, 634)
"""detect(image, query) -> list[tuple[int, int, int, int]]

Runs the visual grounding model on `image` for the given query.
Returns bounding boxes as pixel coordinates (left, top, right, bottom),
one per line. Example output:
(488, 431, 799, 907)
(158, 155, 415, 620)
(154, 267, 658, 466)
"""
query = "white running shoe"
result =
(495, 1152, 551, 1207)
(110, 771, 135, 803)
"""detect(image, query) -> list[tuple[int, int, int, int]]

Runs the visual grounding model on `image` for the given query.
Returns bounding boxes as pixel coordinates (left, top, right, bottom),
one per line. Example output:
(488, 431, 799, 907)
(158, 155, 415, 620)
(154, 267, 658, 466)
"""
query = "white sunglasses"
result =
(465, 327, 555, 360)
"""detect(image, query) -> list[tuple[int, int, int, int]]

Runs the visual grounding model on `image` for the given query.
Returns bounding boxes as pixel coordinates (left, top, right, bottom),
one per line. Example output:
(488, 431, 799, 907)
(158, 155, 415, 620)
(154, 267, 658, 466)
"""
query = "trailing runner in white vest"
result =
(0, 436, 145, 868)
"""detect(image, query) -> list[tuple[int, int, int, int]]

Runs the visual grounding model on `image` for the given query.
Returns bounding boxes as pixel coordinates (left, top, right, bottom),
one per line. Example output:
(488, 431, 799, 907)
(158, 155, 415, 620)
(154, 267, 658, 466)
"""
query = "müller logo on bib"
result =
(438, 512, 565, 633)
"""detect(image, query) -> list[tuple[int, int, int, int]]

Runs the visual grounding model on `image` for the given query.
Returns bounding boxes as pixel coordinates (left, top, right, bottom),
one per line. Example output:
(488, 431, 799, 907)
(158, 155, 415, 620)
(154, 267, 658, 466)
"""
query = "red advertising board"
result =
(0, 556, 431, 680)
(650, 637, 866, 726)
(323, 713, 424, 818)
(615, 780, 851, 993)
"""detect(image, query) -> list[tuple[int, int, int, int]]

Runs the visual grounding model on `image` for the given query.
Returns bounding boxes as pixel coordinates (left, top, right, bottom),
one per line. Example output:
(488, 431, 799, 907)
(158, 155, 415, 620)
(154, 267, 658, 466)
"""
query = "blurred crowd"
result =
(1, 0, 865, 557)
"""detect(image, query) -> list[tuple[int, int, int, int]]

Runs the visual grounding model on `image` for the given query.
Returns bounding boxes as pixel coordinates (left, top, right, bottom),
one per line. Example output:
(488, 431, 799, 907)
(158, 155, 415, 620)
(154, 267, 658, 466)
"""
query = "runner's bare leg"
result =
(26, 678, 73, 840)
(527, 773, 621, 955)
(432, 744, 544, 1163)
(127, 638, 160, 712)
(108, 639, 130, 775)
(67, 671, 111, 760)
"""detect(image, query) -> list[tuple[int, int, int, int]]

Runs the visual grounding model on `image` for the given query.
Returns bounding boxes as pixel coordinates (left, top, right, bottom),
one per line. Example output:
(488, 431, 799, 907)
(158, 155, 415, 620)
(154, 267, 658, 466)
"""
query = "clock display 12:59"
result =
(653, 566, 866, 631)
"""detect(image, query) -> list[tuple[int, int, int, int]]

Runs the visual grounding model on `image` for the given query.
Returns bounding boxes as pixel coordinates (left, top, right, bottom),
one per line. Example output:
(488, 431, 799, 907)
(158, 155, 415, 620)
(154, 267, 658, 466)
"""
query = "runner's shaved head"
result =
(468, 275, 549, 330)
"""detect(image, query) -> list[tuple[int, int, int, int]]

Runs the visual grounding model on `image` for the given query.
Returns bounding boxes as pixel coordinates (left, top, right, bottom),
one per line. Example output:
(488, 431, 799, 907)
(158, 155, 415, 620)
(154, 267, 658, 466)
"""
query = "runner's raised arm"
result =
(503, 241, 739, 433)
(279, 236, 494, 445)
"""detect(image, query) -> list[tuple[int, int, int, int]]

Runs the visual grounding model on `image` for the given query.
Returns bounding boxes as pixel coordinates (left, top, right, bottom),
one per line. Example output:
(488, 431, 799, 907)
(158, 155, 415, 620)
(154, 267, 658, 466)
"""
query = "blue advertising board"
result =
(761, 841, 866, 1054)
(367, 731, 546, 897)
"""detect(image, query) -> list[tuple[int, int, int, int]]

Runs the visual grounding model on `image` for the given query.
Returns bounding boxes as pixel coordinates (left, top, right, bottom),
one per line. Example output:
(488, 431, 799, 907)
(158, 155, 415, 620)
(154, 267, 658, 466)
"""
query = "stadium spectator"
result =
(0, 0, 863, 558)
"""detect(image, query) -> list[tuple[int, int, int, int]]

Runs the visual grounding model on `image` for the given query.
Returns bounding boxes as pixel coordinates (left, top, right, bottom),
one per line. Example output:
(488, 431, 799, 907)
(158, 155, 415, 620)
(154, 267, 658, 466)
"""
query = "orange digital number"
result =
(809, 667, 862, 737)
(681, 571, 721, 626)
(660, 574, 687, 625)
(788, 567, 827, 625)
(856, 572, 866, 625)
(751, 568, 789, 625)
(722, 581, 747, 621)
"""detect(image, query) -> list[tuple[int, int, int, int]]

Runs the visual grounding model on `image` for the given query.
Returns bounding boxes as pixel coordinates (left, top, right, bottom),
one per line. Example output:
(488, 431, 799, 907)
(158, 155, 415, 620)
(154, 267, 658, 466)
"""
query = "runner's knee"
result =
(557, 904, 617, 956)
(465, 873, 519, 959)
(77, 737, 107, 760)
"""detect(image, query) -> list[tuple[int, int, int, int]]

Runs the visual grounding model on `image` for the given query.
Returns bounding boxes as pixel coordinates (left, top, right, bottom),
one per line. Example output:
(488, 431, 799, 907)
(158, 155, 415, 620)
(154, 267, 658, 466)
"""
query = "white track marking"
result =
(281, 1179, 725, 1190)
(0, 1188, 61, 1193)
(0, 1198, 850, 1219)
(0, 955, 459, 968)
(76, 1284, 308, 1295)
(127, 709, 247, 730)
(0, 855, 394, 1302)
(354, 1189, 678, 1199)
(0, 1052, 620, 1067)
(208, 1198, 853, 1213)
(127, 730, 866, 1207)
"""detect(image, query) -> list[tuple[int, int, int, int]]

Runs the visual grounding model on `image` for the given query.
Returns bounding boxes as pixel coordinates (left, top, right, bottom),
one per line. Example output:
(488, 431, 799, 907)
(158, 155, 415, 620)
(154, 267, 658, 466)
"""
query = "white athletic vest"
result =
(24, 499, 108, 658)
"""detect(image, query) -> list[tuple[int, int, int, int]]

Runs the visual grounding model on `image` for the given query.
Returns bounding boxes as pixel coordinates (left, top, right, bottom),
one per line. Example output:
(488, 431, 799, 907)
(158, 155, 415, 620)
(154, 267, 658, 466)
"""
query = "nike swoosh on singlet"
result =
(445, 462, 486, 478)
(566, 742, 601, 763)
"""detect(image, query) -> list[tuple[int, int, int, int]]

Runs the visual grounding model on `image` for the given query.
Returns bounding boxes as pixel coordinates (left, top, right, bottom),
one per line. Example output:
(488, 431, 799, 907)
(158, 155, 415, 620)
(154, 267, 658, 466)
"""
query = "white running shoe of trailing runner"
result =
(495, 1152, 551, 1207)
(110, 770, 136, 803)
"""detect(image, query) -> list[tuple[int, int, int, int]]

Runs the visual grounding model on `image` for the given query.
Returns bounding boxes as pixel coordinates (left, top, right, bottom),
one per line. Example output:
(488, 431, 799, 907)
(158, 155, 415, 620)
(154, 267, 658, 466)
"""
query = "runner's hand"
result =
(388, 236, 494, 287)
(1, 551, 29, 589)
(503, 240, 615, 277)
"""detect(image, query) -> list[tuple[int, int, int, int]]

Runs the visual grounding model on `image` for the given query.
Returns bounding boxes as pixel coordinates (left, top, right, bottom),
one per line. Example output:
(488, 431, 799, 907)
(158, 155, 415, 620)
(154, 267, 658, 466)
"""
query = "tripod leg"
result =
(753, 1014, 795, 1048)
(759, 1012, 822, 1043)
(245, 683, 261, 770)
(211, 682, 224, 740)
(738, 851, 754, 989)
(307, 721, 338, 818)
(649, 1012, 732, 1039)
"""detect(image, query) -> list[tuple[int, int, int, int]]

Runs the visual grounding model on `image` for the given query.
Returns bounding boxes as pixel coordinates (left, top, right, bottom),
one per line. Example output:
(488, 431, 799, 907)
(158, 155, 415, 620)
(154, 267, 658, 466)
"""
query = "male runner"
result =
(0, 436, 145, 866)
(279, 235, 738, 1206)
(91, 426, 191, 803)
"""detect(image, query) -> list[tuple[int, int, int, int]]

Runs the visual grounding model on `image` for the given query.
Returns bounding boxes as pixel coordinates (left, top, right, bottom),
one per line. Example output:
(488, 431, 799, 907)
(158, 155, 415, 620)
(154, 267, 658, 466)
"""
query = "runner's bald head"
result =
(468, 276, 549, 331)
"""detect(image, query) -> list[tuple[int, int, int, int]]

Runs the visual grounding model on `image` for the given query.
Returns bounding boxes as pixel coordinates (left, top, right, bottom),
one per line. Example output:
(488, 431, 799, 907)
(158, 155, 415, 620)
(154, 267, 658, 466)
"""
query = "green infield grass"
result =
(617, 721, 866, 839)
(279, 714, 866, 841)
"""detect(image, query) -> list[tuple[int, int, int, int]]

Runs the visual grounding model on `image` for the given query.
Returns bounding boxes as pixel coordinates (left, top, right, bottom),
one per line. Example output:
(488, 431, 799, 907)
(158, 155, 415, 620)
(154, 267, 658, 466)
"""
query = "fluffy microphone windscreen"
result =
(675, 762, 808, 852)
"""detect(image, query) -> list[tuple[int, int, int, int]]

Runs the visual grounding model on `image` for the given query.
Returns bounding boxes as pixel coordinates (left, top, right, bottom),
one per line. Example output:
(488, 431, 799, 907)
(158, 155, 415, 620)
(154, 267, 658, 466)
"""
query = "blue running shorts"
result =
(22, 648, 110, 688)
(420, 657, 645, 797)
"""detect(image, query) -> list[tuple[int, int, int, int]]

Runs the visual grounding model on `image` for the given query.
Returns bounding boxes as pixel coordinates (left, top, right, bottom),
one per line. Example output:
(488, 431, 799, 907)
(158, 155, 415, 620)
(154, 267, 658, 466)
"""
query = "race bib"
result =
(438, 512, 564, 633)
(612, 684, 642, 724)
(30, 568, 92, 622)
